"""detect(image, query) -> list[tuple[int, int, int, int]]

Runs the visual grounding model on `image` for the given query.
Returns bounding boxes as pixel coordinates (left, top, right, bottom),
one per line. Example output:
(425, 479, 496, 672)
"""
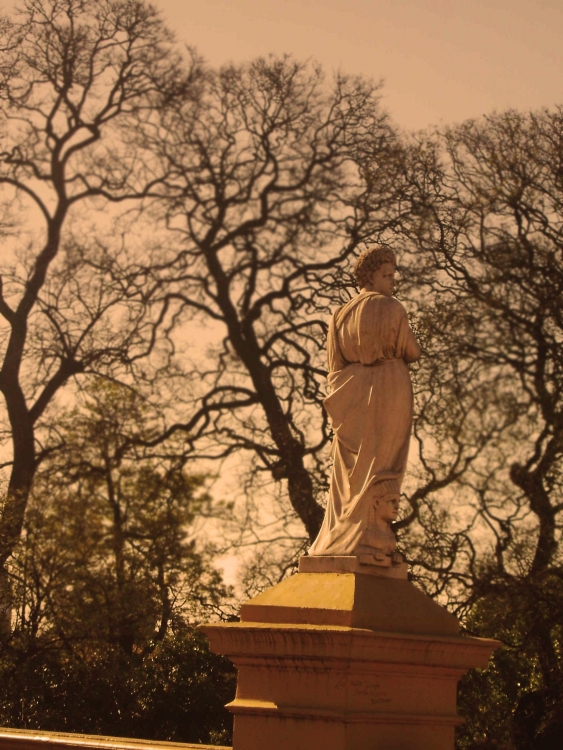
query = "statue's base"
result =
(201, 572, 500, 750)
(299, 553, 409, 579)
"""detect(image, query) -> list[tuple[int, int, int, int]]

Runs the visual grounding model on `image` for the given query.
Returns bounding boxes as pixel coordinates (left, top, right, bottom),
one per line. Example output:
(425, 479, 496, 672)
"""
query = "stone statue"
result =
(308, 246, 421, 567)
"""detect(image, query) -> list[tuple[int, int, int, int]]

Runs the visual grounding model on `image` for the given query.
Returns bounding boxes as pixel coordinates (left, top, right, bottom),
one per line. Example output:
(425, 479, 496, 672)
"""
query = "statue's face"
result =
(370, 262, 396, 297)
(376, 495, 400, 522)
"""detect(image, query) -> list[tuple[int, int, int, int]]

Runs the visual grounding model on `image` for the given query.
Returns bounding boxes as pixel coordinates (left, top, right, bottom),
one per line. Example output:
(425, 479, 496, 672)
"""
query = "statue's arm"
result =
(394, 301, 421, 363)
(404, 337, 421, 363)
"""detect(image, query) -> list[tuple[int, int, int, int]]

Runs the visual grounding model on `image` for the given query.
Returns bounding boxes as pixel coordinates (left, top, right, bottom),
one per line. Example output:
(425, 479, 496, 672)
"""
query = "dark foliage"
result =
(0, 628, 235, 745)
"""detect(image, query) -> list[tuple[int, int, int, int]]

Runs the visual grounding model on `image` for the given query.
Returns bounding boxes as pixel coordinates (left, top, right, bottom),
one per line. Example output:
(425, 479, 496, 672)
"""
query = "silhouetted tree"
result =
(0, 0, 201, 612)
(393, 107, 563, 749)
(135, 56, 409, 545)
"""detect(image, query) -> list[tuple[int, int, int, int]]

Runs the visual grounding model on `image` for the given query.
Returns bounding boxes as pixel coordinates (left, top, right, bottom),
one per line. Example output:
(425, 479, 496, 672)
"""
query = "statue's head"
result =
(353, 245, 396, 290)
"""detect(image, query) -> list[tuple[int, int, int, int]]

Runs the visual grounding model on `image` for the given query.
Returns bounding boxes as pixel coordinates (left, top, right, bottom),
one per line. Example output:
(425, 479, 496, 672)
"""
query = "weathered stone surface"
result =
(240, 571, 458, 635)
(309, 250, 421, 560)
(202, 572, 500, 750)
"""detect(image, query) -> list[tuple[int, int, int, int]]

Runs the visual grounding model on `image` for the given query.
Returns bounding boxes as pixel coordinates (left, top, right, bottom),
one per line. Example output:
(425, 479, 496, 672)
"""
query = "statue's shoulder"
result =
(363, 293, 407, 316)
(389, 296, 408, 313)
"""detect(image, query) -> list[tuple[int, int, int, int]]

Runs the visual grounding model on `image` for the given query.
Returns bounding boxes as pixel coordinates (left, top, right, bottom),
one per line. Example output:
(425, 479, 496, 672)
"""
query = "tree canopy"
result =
(0, 0, 203, 590)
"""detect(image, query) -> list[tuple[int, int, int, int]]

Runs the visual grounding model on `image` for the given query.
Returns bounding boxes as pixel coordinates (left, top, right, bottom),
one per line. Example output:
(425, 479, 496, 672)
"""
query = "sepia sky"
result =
(2, 0, 561, 130)
(152, 0, 563, 131)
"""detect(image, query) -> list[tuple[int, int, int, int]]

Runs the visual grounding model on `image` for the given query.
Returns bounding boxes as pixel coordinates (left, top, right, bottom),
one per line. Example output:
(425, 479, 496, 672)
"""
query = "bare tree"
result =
(398, 108, 563, 588)
(0, 0, 201, 613)
(134, 57, 409, 543)
(393, 108, 563, 747)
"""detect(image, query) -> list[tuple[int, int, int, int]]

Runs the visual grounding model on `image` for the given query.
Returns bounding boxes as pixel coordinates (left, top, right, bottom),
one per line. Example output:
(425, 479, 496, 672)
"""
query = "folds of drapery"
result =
(309, 292, 418, 557)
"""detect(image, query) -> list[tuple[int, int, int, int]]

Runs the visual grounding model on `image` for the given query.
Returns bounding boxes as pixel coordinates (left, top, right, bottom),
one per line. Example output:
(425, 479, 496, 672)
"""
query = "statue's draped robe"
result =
(309, 291, 420, 556)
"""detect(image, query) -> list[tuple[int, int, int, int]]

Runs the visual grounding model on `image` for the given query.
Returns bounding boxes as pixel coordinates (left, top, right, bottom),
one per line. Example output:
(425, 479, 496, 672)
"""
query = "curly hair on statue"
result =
(353, 245, 396, 289)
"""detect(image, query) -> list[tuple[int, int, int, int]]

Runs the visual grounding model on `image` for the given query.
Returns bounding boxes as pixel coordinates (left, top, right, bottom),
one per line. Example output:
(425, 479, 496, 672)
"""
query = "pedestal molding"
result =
(203, 621, 500, 670)
(227, 698, 465, 726)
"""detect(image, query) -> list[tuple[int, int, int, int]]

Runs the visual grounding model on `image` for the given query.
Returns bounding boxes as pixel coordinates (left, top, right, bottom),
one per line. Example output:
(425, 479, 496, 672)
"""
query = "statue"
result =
(308, 246, 421, 567)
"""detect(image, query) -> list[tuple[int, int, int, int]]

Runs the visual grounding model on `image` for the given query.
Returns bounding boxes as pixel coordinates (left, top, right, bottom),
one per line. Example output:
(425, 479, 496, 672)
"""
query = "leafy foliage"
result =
(457, 574, 563, 749)
(1, 380, 235, 743)
(0, 627, 235, 745)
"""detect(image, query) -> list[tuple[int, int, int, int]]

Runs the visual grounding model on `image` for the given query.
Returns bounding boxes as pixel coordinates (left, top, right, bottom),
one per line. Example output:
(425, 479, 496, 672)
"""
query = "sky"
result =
(148, 0, 563, 131)
(2, 0, 561, 129)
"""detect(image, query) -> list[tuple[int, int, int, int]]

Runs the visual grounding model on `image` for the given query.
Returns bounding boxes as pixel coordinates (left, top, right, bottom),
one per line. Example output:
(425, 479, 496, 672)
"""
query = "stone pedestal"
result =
(202, 559, 500, 750)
